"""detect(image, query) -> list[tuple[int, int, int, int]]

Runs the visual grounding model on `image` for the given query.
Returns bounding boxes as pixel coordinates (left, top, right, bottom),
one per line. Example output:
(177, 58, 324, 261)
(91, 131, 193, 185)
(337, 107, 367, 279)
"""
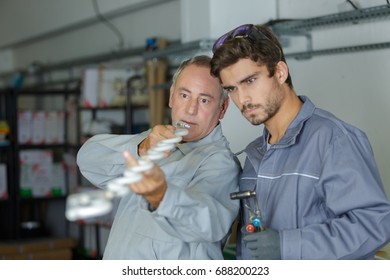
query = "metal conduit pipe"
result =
(0, 0, 176, 51)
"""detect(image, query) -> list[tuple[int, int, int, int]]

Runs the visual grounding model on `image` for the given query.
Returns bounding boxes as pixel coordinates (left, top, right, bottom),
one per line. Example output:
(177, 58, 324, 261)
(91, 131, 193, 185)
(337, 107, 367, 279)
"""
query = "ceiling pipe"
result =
(0, 0, 176, 50)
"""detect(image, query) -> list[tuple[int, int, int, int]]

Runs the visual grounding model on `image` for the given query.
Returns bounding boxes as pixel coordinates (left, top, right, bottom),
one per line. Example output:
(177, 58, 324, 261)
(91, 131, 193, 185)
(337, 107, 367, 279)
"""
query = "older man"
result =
(77, 55, 241, 259)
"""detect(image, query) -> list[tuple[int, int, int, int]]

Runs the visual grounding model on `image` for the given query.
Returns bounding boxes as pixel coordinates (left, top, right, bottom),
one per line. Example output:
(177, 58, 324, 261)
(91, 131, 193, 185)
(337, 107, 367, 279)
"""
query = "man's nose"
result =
(237, 89, 251, 106)
(186, 99, 198, 115)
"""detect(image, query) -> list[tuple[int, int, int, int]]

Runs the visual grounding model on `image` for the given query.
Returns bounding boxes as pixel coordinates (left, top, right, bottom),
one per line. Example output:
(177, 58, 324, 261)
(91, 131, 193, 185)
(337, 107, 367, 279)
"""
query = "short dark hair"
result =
(210, 24, 293, 89)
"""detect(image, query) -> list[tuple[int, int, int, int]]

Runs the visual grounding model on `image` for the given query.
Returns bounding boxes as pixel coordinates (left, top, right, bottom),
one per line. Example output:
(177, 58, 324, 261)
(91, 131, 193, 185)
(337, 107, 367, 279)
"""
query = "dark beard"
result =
(242, 100, 280, 126)
(240, 80, 285, 126)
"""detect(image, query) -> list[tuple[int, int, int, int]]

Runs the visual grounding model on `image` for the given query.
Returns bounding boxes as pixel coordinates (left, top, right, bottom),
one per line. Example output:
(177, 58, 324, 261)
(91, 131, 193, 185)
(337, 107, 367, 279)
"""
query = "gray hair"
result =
(172, 55, 228, 106)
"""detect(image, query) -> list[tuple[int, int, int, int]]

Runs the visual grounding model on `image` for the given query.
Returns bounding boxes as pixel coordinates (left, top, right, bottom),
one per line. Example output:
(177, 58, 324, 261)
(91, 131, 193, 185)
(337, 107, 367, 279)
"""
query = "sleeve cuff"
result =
(281, 228, 302, 259)
(128, 130, 150, 158)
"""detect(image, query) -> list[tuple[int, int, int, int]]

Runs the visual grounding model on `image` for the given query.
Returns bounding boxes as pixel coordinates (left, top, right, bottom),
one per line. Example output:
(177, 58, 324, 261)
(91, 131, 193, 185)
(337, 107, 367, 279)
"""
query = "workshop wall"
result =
(0, 0, 181, 70)
(0, 0, 389, 200)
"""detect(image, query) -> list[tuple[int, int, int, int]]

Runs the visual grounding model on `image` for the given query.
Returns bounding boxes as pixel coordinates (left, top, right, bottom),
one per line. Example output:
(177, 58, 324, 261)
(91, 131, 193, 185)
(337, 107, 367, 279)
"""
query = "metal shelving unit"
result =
(2, 86, 80, 240)
(272, 5, 390, 32)
(270, 4, 390, 59)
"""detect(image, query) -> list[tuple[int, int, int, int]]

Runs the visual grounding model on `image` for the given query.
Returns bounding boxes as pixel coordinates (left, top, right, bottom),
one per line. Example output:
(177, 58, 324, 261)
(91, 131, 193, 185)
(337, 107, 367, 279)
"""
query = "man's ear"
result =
(218, 97, 230, 120)
(168, 85, 174, 108)
(276, 61, 289, 84)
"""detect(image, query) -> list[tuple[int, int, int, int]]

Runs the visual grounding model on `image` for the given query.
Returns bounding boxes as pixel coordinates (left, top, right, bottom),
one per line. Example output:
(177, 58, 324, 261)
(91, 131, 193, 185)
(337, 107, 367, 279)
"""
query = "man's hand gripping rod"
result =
(65, 122, 190, 221)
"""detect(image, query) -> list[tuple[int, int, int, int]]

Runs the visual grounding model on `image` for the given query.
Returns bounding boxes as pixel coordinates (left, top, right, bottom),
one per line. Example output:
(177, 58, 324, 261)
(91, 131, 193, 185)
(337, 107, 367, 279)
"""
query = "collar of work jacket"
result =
(248, 95, 315, 154)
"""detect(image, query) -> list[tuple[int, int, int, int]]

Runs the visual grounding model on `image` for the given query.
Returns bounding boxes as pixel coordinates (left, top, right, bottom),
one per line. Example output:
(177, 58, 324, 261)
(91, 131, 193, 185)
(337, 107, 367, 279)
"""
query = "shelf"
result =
(20, 195, 67, 201)
(0, 87, 81, 240)
(19, 144, 71, 149)
(143, 39, 214, 60)
(79, 104, 147, 110)
(271, 4, 390, 59)
(285, 41, 390, 60)
(271, 4, 390, 33)
(15, 88, 80, 96)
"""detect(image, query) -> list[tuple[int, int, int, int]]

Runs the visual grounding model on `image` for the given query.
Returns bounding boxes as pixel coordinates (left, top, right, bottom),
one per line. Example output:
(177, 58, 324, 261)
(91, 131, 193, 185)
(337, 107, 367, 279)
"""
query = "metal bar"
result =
(285, 41, 390, 60)
(144, 39, 214, 59)
(0, 46, 146, 79)
(14, 88, 80, 95)
(273, 4, 390, 33)
(44, 46, 146, 72)
(0, 39, 211, 79)
(0, 0, 176, 51)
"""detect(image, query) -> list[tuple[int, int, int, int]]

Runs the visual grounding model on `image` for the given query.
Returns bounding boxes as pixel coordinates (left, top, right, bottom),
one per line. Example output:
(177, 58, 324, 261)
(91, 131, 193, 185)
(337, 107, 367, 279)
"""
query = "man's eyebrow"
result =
(199, 93, 215, 99)
(238, 72, 258, 84)
(177, 87, 215, 99)
(222, 72, 260, 90)
(177, 86, 191, 93)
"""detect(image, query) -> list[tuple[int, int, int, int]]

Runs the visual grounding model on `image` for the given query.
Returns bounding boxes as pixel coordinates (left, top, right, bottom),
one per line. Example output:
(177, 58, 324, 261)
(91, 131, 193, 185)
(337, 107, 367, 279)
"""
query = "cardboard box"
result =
(31, 162, 53, 197)
(18, 110, 32, 144)
(81, 67, 135, 108)
(19, 150, 53, 165)
(44, 111, 58, 144)
(52, 163, 66, 196)
(19, 150, 53, 197)
(98, 68, 134, 107)
(32, 111, 45, 144)
(81, 68, 99, 108)
(43, 110, 65, 144)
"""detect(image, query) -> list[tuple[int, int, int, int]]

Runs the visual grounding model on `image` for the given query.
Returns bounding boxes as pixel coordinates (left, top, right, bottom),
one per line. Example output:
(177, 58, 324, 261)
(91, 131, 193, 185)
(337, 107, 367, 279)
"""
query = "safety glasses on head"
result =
(212, 24, 273, 53)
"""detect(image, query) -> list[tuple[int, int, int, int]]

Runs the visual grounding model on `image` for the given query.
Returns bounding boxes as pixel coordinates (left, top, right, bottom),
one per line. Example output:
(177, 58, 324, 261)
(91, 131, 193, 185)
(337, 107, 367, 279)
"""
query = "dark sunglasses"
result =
(212, 24, 277, 54)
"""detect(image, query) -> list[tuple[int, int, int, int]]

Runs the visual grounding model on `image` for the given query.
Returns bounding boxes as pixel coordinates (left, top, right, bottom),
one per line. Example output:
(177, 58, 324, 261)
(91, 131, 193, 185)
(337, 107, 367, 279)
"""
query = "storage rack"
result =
(270, 4, 390, 59)
(3, 86, 80, 240)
